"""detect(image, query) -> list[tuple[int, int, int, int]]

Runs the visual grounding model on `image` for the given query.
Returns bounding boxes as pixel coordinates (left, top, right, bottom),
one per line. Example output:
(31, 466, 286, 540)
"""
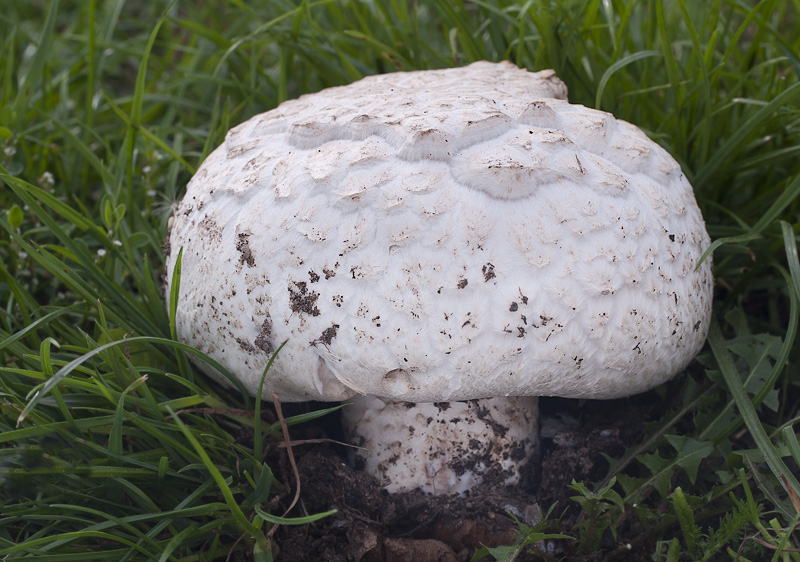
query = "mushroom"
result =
(166, 61, 713, 495)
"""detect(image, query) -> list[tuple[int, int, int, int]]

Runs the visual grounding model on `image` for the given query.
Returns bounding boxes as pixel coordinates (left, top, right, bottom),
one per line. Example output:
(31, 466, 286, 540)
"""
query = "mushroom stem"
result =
(342, 395, 539, 495)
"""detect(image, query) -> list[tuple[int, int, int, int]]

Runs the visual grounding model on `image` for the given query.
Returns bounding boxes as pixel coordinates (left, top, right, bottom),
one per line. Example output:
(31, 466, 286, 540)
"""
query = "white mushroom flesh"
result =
(343, 395, 539, 495)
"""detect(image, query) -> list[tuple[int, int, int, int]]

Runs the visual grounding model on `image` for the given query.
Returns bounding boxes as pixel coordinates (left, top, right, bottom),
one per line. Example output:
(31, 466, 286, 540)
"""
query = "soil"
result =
(266, 394, 663, 562)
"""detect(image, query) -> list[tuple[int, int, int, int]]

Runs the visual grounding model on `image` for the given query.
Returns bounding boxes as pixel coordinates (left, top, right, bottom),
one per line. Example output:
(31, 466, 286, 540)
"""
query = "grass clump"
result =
(1, 0, 800, 560)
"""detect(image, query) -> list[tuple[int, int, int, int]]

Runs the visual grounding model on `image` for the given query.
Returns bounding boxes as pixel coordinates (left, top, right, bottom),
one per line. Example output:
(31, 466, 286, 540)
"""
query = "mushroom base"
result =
(342, 395, 539, 495)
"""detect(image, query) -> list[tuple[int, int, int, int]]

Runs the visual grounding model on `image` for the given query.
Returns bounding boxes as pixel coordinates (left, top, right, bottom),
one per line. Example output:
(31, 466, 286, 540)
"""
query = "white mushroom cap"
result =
(166, 61, 713, 404)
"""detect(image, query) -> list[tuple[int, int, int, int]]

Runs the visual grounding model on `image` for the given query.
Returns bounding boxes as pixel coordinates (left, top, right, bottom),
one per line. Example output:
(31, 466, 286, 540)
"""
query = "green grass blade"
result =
(708, 320, 800, 513)
(0, 304, 80, 354)
(9, 0, 59, 124)
(694, 82, 800, 188)
(254, 504, 337, 526)
(254, 340, 287, 463)
(166, 405, 270, 552)
(15, 335, 247, 427)
(595, 50, 660, 110)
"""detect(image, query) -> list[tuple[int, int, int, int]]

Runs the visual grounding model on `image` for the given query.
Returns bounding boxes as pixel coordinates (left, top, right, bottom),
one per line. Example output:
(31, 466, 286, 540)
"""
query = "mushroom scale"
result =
(167, 61, 712, 405)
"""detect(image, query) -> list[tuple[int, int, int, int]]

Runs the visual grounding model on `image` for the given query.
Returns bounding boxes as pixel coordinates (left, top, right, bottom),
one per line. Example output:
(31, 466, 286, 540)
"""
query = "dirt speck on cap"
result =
(254, 315, 273, 353)
(289, 281, 320, 316)
(236, 337, 256, 353)
(319, 323, 339, 345)
(199, 215, 223, 242)
(236, 232, 256, 267)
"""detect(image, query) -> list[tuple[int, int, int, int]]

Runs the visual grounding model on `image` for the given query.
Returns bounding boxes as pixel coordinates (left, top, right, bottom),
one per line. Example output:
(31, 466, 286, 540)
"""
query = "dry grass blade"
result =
(735, 534, 800, 560)
(783, 474, 800, 516)
(268, 391, 301, 538)
(275, 438, 362, 449)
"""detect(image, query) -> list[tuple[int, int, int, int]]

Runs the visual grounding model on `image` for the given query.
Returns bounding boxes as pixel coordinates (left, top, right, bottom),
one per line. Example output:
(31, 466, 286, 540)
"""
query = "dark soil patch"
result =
(267, 394, 663, 562)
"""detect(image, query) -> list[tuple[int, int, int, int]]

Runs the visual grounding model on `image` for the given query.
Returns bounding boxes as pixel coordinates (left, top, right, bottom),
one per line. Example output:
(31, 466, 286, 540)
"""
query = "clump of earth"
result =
(258, 394, 663, 562)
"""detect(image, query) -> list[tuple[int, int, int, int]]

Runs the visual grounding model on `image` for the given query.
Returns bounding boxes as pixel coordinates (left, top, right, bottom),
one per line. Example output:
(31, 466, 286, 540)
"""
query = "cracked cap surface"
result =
(166, 61, 713, 402)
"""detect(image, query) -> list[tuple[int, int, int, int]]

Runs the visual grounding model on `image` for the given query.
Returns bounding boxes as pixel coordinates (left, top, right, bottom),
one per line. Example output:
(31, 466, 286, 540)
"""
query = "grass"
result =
(1, 0, 799, 560)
